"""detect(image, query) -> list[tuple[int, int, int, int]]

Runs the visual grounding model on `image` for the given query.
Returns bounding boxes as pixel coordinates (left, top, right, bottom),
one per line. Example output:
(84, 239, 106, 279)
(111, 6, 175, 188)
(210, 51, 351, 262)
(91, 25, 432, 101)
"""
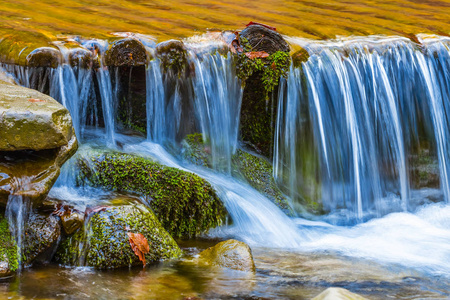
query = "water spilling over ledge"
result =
(0, 26, 449, 298)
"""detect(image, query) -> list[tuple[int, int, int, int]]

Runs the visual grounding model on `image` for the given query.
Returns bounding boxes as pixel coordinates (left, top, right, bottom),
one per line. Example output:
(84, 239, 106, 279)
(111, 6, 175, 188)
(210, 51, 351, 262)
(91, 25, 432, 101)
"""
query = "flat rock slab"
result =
(0, 82, 73, 151)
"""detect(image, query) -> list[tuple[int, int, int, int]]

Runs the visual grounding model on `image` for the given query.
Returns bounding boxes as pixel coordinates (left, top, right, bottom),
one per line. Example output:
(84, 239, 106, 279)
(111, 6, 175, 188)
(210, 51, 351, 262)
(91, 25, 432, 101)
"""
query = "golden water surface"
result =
(0, 0, 449, 41)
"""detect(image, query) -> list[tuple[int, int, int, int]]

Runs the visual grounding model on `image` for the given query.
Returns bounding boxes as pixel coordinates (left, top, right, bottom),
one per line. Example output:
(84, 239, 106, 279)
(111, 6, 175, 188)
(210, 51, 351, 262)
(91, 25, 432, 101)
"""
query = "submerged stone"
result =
(197, 239, 255, 272)
(54, 200, 182, 269)
(77, 151, 227, 238)
(0, 215, 18, 277)
(312, 287, 368, 300)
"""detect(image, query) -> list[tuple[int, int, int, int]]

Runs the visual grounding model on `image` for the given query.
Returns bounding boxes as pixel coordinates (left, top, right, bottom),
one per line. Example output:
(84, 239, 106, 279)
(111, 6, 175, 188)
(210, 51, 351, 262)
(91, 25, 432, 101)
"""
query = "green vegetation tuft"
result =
(0, 216, 18, 273)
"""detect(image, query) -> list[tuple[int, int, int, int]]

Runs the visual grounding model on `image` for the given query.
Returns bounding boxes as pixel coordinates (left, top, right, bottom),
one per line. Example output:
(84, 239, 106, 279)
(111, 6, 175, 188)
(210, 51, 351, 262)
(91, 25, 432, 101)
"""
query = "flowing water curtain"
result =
(275, 38, 435, 222)
(191, 51, 243, 174)
(417, 36, 450, 203)
(146, 59, 166, 143)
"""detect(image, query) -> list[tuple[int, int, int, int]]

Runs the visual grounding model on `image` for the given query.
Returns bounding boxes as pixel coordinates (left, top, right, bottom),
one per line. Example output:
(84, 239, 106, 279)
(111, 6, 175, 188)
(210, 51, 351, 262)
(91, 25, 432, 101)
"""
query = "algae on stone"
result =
(197, 239, 255, 272)
(77, 152, 227, 238)
(0, 215, 18, 277)
(55, 201, 182, 269)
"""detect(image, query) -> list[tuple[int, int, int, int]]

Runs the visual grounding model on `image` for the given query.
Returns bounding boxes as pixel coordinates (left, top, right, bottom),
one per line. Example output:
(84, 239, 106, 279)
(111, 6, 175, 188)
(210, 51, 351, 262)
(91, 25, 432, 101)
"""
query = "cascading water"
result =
(189, 50, 243, 173)
(276, 36, 450, 223)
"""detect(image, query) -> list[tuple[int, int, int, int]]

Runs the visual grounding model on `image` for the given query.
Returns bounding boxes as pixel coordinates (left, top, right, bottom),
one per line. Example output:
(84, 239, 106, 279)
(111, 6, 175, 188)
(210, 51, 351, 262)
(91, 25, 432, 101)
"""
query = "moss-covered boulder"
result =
(54, 200, 182, 269)
(23, 211, 61, 266)
(236, 25, 290, 158)
(0, 215, 18, 277)
(197, 239, 255, 272)
(312, 287, 368, 300)
(182, 134, 291, 212)
(77, 152, 226, 238)
(0, 81, 78, 205)
(104, 38, 147, 67)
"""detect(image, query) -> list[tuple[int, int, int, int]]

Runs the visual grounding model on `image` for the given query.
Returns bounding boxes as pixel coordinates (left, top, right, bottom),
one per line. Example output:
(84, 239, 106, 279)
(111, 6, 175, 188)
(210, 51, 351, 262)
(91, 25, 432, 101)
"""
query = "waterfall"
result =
(276, 36, 450, 223)
(190, 51, 243, 173)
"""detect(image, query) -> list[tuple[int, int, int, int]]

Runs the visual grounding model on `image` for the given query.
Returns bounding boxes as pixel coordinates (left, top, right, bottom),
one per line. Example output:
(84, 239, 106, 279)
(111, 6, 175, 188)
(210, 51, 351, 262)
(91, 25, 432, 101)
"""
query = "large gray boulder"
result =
(0, 81, 78, 205)
(0, 82, 74, 151)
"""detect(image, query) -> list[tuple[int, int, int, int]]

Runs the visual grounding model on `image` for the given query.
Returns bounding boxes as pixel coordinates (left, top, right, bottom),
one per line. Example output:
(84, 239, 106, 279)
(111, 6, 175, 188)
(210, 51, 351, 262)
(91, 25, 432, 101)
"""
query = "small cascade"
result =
(190, 50, 243, 173)
(5, 178, 32, 271)
(276, 36, 450, 222)
(416, 35, 450, 203)
(146, 59, 166, 143)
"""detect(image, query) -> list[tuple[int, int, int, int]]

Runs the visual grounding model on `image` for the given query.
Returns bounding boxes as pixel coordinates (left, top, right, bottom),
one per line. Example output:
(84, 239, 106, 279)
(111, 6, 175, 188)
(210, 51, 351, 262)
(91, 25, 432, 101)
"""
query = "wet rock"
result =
(409, 151, 440, 189)
(0, 29, 60, 67)
(182, 134, 291, 212)
(312, 287, 368, 300)
(60, 210, 84, 235)
(197, 239, 255, 272)
(292, 47, 310, 68)
(237, 25, 290, 158)
(239, 25, 289, 54)
(0, 81, 74, 151)
(68, 47, 96, 69)
(23, 211, 61, 266)
(26, 47, 61, 69)
(54, 199, 182, 269)
(0, 215, 18, 277)
(0, 81, 78, 205)
(76, 151, 226, 238)
(104, 38, 147, 67)
(155, 39, 188, 76)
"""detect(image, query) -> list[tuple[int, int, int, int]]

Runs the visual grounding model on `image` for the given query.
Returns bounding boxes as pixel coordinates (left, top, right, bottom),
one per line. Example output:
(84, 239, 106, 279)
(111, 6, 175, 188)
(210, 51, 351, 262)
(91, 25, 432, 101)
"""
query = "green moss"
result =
(77, 152, 227, 238)
(0, 215, 18, 273)
(236, 37, 290, 100)
(232, 149, 292, 214)
(55, 203, 182, 268)
(182, 134, 292, 213)
(155, 40, 188, 78)
(181, 133, 210, 167)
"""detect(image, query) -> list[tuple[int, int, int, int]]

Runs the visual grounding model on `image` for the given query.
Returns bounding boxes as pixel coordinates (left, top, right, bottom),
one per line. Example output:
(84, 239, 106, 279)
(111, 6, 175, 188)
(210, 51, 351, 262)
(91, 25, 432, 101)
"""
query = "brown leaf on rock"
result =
(245, 51, 270, 60)
(85, 206, 109, 216)
(127, 232, 150, 267)
(28, 98, 46, 103)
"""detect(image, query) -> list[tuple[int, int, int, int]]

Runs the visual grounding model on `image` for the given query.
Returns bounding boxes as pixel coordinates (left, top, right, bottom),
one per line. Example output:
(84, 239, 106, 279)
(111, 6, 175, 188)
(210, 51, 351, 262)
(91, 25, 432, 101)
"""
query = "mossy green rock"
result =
(197, 239, 255, 272)
(182, 134, 291, 213)
(77, 152, 227, 238)
(0, 81, 74, 151)
(312, 287, 368, 300)
(0, 215, 18, 277)
(55, 201, 181, 269)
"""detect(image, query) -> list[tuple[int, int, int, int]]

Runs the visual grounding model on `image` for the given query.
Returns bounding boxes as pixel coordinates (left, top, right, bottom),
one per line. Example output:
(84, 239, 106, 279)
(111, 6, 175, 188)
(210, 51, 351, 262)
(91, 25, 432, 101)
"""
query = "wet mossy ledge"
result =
(55, 201, 182, 269)
(0, 215, 18, 277)
(76, 151, 227, 238)
(182, 133, 292, 213)
(235, 25, 291, 158)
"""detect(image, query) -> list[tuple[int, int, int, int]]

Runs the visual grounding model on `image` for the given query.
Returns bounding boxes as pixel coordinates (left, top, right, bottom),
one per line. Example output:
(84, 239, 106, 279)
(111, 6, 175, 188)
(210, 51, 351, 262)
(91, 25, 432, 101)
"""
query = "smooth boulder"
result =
(312, 287, 369, 300)
(197, 239, 255, 272)
(0, 81, 78, 205)
(55, 199, 182, 269)
(0, 82, 74, 151)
